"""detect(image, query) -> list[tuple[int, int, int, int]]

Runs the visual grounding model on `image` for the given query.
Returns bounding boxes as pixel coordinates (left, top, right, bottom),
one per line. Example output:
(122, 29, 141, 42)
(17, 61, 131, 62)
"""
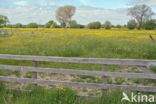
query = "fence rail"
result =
(0, 54, 156, 66)
(0, 54, 156, 92)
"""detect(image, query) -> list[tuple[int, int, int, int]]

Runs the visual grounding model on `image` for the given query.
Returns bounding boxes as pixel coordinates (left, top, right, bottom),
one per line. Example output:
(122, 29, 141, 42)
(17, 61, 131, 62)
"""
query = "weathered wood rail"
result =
(0, 54, 156, 92)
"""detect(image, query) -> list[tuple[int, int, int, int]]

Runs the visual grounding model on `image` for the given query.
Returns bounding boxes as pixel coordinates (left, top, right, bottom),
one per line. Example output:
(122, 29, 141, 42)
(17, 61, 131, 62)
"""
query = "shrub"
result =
(103, 20, 111, 29)
(15, 23, 23, 28)
(44, 20, 58, 28)
(69, 20, 81, 28)
(127, 19, 137, 30)
(79, 25, 85, 28)
(6, 24, 12, 28)
(44, 23, 51, 28)
(87, 21, 101, 29)
(27, 23, 38, 28)
(116, 24, 121, 28)
(142, 19, 156, 30)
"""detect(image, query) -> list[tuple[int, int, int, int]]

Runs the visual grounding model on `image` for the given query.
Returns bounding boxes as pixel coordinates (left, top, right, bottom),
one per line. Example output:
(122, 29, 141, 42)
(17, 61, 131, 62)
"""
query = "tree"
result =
(45, 20, 58, 28)
(103, 20, 111, 29)
(0, 15, 9, 27)
(142, 19, 156, 30)
(51, 22, 58, 28)
(127, 4, 154, 29)
(56, 5, 76, 28)
(27, 23, 38, 28)
(15, 23, 23, 28)
(6, 24, 12, 28)
(69, 20, 81, 28)
(45, 20, 54, 28)
(116, 24, 121, 28)
(87, 21, 101, 29)
(127, 19, 137, 30)
(79, 25, 85, 28)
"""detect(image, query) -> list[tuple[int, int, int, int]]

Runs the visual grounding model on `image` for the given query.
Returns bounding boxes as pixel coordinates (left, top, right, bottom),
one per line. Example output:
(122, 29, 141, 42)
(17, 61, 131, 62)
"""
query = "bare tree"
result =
(127, 4, 154, 29)
(56, 5, 76, 28)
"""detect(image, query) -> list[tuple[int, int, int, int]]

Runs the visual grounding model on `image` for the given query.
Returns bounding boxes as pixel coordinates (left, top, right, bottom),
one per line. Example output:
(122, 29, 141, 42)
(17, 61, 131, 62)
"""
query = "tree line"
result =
(0, 4, 155, 30)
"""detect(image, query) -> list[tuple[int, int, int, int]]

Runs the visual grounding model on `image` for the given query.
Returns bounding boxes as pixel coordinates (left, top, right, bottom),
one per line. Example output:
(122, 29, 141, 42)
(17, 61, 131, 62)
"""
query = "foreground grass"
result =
(0, 82, 155, 104)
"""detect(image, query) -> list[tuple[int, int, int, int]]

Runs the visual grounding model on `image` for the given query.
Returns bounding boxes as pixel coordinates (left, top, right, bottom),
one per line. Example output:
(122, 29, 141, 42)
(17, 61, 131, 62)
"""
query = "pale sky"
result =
(0, 0, 155, 25)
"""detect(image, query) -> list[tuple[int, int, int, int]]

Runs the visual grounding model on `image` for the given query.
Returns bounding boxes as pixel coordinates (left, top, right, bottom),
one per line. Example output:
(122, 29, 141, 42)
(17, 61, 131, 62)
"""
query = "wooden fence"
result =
(0, 54, 156, 92)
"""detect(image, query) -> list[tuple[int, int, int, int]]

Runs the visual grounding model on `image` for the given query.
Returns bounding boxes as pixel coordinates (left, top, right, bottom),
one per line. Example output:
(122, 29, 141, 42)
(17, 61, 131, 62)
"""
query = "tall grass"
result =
(0, 82, 155, 104)
(0, 32, 155, 59)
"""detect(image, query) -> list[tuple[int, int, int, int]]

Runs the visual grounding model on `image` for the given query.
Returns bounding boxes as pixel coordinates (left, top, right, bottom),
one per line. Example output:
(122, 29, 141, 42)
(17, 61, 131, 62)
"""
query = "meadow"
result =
(0, 28, 156, 59)
(0, 28, 156, 104)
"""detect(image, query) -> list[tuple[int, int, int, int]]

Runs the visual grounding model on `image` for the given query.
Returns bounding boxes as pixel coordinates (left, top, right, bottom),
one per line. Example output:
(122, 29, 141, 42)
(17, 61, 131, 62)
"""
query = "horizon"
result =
(0, 0, 156, 25)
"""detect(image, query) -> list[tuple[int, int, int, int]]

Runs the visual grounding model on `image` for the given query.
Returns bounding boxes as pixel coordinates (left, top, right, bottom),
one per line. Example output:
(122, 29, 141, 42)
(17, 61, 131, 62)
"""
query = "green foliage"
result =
(87, 21, 101, 29)
(116, 24, 121, 28)
(44, 20, 58, 28)
(115, 78, 125, 85)
(15, 23, 23, 28)
(79, 25, 85, 28)
(0, 82, 6, 104)
(6, 24, 13, 28)
(123, 25, 127, 28)
(142, 19, 156, 30)
(150, 66, 156, 73)
(103, 20, 111, 29)
(27, 23, 38, 28)
(24, 72, 33, 78)
(127, 19, 137, 30)
(69, 20, 81, 28)
(0, 15, 9, 27)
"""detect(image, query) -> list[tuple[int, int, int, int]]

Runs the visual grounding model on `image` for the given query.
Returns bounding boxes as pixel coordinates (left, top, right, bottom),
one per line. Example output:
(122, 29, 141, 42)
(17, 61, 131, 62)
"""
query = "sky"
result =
(0, 0, 156, 25)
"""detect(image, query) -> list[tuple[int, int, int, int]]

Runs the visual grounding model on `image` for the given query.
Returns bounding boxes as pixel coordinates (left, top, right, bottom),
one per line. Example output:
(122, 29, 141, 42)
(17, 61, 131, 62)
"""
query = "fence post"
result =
(102, 64, 107, 93)
(33, 61, 37, 86)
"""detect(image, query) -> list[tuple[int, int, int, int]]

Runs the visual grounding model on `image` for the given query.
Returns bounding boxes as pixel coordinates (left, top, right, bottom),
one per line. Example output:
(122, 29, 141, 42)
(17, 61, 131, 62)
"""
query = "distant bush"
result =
(127, 19, 137, 30)
(123, 25, 127, 28)
(79, 25, 85, 28)
(142, 19, 156, 30)
(6, 24, 12, 28)
(69, 20, 82, 28)
(45, 20, 58, 28)
(27, 23, 38, 28)
(103, 21, 111, 29)
(15, 23, 23, 28)
(116, 24, 121, 28)
(111, 25, 115, 28)
(87, 21, 101, 29)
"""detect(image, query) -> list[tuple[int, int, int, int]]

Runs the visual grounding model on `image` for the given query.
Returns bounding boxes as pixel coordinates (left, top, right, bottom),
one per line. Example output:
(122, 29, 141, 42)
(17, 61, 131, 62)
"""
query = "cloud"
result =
(73, 6, 130, 25)
(14, 0, 28, 6)
(0, 2, 155, 25)
(0, 2, 57, 24)
(129, 0, 156, 7)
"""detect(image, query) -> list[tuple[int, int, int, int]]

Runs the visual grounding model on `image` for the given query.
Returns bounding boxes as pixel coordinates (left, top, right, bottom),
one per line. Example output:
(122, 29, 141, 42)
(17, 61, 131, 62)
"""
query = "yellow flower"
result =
(60, 87, 66, 92)
(54, 83, 59, 87)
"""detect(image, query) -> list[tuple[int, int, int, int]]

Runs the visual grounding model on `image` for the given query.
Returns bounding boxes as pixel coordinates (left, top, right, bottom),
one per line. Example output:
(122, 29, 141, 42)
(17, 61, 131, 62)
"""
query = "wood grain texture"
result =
(0, 76, 156, 92)
(0, 65, 156, 79)
(0, 54, 155, 66)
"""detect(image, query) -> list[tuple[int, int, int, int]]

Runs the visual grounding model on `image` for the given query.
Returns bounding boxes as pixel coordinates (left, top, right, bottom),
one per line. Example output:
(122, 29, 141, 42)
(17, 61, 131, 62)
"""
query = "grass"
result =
(0, 28, 156, 59)
(0, 28, 156, 103)
(0, 82, 156, 104)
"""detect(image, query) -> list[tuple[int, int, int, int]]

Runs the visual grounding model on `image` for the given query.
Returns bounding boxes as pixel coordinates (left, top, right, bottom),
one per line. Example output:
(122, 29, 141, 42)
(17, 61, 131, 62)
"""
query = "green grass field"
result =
(0, 28, 156, 104)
